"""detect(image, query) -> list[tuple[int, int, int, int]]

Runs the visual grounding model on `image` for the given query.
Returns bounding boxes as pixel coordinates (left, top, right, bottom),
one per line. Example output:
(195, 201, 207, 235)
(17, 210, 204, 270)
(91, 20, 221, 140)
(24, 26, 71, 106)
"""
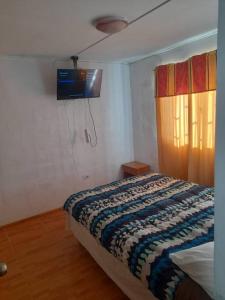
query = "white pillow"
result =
(170, 242, 214, 299)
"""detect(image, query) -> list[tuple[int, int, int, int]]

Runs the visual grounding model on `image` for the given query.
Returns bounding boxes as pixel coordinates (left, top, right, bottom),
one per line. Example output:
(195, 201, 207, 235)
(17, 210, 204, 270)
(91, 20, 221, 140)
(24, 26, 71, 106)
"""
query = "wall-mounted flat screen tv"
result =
(57, 69, 103, 100)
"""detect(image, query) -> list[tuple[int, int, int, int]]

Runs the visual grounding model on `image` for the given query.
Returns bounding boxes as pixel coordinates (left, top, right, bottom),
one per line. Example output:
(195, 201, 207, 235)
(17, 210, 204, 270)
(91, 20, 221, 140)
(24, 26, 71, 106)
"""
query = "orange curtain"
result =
(155, 51, 216, 186)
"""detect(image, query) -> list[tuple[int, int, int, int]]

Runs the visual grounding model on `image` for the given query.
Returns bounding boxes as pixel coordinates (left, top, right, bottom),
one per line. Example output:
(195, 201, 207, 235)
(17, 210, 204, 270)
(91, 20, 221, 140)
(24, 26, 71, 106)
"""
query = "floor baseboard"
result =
(0, 207, 63, 229)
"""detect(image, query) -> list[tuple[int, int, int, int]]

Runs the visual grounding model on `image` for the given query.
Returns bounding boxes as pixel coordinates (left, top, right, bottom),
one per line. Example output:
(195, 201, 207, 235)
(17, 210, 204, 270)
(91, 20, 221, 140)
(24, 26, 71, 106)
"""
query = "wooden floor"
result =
(0, 209, 128, 300)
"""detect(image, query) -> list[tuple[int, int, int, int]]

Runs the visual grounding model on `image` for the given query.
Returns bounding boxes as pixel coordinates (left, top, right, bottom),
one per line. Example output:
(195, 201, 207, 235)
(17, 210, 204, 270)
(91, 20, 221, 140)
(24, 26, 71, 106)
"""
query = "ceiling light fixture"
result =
(94, 16, 128, 34)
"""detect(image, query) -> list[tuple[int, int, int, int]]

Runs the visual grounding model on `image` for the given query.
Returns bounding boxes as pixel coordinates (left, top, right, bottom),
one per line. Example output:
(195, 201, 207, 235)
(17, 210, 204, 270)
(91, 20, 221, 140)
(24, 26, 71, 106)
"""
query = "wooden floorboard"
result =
(0, 209, 128, 300)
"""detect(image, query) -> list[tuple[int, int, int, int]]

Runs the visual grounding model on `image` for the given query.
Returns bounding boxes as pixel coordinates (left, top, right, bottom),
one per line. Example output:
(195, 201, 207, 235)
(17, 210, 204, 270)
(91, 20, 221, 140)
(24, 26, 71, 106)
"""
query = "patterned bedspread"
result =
(64, 173, 214, 300)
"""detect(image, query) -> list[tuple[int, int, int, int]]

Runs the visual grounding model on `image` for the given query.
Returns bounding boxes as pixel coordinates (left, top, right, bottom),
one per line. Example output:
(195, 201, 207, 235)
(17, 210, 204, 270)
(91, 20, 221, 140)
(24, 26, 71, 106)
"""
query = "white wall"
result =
(0, 56, 133, 226)
(130, 34, 217, 172)
(215, 0, 225, 298)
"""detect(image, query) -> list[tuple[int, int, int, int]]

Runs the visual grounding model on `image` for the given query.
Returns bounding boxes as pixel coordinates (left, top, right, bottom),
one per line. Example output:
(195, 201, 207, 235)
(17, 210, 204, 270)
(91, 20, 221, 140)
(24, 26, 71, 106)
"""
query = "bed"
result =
(64, 173, 214, 300)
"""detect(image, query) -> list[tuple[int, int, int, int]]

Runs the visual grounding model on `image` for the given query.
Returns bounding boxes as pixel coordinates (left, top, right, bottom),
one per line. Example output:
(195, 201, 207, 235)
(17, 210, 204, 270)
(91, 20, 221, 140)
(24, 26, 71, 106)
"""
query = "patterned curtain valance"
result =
(155, 50, 217, 97)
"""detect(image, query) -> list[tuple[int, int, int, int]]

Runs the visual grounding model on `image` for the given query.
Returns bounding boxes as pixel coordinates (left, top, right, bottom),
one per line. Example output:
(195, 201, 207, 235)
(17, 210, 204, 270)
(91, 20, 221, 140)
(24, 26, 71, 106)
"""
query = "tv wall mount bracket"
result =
(71, 56, 78, 69)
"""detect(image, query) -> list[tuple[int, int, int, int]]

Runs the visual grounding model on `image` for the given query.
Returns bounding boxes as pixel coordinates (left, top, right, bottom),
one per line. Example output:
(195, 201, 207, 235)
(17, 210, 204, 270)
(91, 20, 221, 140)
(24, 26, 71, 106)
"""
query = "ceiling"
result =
(0, 0, 218, 62)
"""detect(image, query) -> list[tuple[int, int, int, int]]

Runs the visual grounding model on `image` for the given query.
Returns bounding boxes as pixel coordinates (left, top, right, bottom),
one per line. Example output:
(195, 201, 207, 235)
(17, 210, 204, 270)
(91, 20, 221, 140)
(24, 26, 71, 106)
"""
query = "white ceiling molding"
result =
(126, 29, 217, 64)
(1, 28, 217, 67)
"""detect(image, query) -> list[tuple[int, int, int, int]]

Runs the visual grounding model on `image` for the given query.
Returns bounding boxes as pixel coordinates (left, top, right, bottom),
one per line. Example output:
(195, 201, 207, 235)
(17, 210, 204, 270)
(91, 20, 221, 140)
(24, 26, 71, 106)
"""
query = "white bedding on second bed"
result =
(170, 242, 214, 299)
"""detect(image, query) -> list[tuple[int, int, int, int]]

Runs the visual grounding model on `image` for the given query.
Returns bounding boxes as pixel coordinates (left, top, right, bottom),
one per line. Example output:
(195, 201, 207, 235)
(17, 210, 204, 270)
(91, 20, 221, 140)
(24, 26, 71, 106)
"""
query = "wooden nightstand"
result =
(122, 161, 150, 178)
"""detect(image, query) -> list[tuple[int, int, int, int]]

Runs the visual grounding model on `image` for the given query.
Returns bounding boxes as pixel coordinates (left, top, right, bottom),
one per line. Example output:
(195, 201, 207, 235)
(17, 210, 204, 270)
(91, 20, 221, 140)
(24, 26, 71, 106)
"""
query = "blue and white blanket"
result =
(64, 173, 214, 300)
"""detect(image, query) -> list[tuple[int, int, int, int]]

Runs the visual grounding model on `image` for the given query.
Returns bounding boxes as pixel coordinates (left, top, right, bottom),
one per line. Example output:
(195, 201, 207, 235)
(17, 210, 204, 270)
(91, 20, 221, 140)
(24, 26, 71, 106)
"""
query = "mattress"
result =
(64, 173, 214, 300)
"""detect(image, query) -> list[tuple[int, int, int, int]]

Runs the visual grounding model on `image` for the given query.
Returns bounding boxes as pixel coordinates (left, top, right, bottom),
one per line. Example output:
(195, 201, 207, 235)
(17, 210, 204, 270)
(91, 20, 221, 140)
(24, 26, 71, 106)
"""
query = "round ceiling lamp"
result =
(94, 16, 128, 34)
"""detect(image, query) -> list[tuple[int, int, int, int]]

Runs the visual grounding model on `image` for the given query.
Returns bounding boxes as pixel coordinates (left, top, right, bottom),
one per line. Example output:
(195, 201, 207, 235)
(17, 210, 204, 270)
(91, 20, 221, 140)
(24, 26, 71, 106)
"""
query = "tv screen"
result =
(57, 69, 103, 100)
